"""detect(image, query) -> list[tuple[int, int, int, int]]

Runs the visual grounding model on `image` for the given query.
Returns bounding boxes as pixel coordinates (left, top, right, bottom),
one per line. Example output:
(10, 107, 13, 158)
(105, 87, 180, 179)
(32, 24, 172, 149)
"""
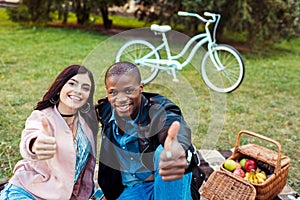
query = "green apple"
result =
(239, 158, 248, 169)
(224, 159, 237, 172)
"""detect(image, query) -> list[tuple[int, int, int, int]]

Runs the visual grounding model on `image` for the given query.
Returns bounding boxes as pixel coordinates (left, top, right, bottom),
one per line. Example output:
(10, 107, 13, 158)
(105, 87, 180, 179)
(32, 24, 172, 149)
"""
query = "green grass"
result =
(0, 8, 299, 193)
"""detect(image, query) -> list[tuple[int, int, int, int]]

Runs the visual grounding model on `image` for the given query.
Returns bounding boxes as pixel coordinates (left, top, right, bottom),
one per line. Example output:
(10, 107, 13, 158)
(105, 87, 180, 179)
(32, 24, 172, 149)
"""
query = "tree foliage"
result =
(6, 0, 300, 45)
(6, 0, 52, 24)
(6, 0, 127, 26)
(137, 0, 299, 44)
(210, 0, 300, 43)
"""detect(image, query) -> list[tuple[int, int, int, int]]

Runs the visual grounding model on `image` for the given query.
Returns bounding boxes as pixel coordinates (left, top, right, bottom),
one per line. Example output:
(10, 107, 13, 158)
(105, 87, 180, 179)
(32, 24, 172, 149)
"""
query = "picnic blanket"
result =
(1, 149, 298, 200)
(198, 149, 299, 200)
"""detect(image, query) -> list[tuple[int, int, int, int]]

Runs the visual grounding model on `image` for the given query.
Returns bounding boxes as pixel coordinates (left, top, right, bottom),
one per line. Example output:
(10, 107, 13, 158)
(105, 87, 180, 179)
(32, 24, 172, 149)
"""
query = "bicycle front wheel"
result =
(201, 44, 245, 93)
(115, 40, 160, 85)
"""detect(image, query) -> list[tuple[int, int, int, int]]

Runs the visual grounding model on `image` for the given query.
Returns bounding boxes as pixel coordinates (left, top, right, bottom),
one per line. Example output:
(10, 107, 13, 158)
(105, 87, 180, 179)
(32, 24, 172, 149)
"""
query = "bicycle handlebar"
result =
(177, 11, 191, 17)
(204, 12, 216, 18)
(178, 11, 219, 23)
(178, 11, 221, 44)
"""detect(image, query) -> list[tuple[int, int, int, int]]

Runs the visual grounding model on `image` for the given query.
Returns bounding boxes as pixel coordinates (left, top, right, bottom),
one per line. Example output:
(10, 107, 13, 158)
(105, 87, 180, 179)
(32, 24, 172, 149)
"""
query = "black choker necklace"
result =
(60, 112, 77, 117)
(60, 113, 74, 117)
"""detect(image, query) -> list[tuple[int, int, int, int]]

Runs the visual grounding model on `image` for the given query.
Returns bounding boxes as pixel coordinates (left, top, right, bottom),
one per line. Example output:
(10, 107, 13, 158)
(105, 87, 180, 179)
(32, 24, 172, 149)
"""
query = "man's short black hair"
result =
(105, 62, 141, 85)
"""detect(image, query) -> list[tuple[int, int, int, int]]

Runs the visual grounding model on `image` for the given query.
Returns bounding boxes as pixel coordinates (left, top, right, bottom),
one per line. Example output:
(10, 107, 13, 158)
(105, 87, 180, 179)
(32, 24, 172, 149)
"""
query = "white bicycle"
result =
(116, 11, 245, 93)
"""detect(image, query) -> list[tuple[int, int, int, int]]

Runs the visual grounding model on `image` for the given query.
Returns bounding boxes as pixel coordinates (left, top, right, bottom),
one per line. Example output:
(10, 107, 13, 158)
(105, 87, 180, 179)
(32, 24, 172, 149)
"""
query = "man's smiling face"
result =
(106, 71, 143, 120)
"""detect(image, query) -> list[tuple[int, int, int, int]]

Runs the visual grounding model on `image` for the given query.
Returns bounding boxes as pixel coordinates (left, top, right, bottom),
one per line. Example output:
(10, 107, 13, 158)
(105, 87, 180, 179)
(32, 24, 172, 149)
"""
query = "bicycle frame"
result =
(117, 11, 245, 92)
(135, 12, 222, 72)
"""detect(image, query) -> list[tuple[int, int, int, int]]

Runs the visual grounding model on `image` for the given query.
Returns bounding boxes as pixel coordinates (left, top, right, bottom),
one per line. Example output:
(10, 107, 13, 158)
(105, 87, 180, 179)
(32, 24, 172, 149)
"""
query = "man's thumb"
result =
(41, 116, 51, 136)
(165, 121, 180, 149)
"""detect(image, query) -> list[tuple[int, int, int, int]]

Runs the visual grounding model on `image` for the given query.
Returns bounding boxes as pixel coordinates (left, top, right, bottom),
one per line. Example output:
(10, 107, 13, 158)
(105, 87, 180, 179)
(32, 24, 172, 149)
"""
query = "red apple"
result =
(233, 168, 245, 178)
(244, 159, 257, 172)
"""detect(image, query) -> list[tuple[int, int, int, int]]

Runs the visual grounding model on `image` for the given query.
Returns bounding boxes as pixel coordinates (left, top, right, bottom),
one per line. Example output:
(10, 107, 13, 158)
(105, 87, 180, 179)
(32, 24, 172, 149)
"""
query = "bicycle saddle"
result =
(150, 24, 172, 33)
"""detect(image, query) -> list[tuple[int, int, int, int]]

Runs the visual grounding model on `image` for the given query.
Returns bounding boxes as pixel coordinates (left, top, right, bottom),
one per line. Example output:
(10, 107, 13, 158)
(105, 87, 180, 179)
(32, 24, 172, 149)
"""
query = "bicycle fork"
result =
(208, 45, 225, 72)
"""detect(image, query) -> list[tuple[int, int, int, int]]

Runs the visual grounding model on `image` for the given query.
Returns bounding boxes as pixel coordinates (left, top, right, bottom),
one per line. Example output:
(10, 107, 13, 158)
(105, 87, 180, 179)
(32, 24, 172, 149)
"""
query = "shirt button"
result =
(130, 157, 133, 160)
(132, 174, 136, 177)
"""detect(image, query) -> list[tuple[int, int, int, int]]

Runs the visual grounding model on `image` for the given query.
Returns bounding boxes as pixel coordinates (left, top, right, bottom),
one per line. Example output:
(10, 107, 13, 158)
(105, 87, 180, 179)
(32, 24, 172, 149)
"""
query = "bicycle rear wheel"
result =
(201, 44, 245, 93)
(115, 40, 160, 85)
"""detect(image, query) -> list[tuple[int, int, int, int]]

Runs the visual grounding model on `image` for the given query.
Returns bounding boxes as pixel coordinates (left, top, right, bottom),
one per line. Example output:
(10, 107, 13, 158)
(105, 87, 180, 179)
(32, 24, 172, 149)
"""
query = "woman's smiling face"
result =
(106, 71, 143, 120)
(58, 73, 92, 114)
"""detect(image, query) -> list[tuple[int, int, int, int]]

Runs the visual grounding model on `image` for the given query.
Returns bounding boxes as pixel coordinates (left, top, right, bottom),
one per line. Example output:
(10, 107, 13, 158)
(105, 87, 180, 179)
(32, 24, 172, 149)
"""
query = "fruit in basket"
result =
(244, 159, 257, 172)
(224, 159, 237, 172)
(244, 168, 267, 184)
(255, 174, 265, 184)
(239, 158, 247, 169)
(245, 170, 258, 184)
(235, 161, 242, 169)
(233, 168, 245, 178)
(245, 172, 250, 181)
(255, 170, 267, 183)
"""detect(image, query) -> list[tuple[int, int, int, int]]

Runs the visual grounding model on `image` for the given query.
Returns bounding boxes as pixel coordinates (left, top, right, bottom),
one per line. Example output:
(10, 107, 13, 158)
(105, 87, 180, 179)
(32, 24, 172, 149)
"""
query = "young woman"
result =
(0, 65, 98, 200)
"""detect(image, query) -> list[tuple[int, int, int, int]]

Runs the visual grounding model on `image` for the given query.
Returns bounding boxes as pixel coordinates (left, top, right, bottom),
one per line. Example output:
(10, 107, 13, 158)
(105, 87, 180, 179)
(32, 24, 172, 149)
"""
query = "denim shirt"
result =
(109, 110, 152, 187)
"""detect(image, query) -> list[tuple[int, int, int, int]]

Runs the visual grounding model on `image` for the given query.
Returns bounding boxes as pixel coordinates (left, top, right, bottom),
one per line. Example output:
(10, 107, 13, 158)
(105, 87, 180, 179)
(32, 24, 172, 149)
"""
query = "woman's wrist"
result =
(29, 137, 37, 154)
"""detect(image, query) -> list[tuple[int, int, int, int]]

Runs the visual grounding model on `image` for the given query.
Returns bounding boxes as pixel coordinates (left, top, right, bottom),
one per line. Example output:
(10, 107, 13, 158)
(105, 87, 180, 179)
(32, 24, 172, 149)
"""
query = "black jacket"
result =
(95, 92, 202, 200)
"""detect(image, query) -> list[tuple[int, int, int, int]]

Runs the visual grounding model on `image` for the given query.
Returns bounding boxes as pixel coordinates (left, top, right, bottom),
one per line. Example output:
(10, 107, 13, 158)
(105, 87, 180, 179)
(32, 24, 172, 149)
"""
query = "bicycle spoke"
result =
(116, 40, 160, 84)
(222, 69, 238, 85)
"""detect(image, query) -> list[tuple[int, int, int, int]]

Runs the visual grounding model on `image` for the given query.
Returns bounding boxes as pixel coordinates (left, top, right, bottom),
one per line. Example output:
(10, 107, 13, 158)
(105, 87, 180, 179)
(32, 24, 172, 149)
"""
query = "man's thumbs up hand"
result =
(32, 117, 56, 160)
(164, 120, 180, 150)
(159, 121, 187, 181)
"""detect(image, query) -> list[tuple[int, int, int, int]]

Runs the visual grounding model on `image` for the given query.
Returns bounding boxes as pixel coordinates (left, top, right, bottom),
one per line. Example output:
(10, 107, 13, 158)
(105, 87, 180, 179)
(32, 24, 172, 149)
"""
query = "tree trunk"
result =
(100, 5, 112, 29)
(74, 0, 90, 25)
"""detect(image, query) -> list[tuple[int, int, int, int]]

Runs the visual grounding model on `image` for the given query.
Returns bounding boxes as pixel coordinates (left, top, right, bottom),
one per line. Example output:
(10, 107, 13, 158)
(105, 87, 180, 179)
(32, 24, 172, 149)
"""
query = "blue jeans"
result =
(0, 183, 35, 200)
(117, 145, 192, 200)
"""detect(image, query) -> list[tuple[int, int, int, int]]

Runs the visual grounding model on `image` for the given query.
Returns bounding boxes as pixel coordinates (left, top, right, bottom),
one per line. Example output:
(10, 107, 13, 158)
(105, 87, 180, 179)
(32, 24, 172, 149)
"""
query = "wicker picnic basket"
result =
(202, 170, 256, 200)
(219, 130, 291, 200)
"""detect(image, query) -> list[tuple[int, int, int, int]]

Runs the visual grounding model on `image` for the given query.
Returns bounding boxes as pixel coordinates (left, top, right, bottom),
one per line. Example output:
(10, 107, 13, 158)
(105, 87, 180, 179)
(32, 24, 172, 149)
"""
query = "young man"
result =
(95, 62, 203, 200)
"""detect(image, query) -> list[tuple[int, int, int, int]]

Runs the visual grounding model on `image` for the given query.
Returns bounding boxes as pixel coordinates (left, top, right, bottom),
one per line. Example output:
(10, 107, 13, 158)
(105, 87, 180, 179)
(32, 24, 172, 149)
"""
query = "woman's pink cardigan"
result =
(9, 106, 97, 200)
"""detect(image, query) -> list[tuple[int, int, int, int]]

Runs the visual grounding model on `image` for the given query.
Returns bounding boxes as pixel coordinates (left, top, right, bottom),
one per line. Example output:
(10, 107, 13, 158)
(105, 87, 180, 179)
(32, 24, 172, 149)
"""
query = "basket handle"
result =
(233, 130, 282, 175)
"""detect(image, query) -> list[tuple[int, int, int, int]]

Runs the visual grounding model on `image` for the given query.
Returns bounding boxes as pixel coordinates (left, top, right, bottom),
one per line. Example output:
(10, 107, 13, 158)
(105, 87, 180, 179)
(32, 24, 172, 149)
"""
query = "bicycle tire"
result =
(201, 44, 245, 93)
(115, 40, 160, 85)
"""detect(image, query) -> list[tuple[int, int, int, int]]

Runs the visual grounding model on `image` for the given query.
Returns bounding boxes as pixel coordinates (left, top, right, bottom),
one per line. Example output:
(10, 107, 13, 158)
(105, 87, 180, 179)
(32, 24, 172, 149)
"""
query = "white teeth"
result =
(118, 104, 129, 111)
(70, 96, 81, 101)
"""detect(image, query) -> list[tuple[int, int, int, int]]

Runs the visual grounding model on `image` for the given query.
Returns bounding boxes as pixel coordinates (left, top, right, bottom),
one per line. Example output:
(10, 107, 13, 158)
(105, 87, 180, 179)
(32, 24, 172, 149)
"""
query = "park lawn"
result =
(0, 8, 299, 192)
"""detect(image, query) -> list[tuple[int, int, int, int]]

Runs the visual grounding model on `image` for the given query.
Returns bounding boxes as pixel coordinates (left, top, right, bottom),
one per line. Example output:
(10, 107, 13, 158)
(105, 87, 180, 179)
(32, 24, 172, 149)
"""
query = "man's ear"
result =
(140, 83, 144, 93)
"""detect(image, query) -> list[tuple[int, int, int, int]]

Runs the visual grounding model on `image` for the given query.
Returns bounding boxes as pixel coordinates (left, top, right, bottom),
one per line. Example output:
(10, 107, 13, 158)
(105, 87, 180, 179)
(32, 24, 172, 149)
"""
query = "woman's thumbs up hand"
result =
(32, 117, 56, 160)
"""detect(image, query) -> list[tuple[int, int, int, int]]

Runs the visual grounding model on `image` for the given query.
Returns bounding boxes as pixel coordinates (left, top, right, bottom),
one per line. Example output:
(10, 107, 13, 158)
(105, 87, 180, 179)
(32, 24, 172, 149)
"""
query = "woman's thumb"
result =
(41, 116, 51, 136)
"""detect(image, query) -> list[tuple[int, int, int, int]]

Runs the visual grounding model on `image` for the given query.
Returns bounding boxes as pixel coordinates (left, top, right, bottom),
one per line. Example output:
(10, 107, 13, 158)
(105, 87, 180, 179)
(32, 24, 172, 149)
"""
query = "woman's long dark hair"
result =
(35, 65, 98, 136)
